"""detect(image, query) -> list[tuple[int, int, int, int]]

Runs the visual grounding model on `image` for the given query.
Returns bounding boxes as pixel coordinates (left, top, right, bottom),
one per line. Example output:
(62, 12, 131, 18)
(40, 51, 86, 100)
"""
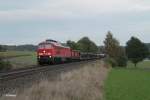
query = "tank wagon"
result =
(37, 39, 103, 65)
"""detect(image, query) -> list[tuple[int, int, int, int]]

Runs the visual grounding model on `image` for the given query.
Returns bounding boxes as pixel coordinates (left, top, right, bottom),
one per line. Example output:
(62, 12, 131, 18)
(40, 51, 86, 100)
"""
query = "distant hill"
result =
(2, 45, 37, 51)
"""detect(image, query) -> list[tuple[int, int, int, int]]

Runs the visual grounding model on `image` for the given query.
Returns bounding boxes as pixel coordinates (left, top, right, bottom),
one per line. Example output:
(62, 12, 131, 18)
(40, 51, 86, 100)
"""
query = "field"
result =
(127, 60, 150, 68)
(0, 51, 37, 69)
(105, 61, 150, 100)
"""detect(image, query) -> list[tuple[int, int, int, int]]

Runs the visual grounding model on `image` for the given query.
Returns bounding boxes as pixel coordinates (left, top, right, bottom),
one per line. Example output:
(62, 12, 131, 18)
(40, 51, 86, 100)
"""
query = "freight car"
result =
(37, 39, 101, 65)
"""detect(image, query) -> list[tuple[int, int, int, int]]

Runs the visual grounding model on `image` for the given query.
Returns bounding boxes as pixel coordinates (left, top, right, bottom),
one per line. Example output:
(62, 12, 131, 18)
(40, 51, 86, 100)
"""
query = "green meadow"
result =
(105, 60, 150, 100)
(0, 51, 37, 69)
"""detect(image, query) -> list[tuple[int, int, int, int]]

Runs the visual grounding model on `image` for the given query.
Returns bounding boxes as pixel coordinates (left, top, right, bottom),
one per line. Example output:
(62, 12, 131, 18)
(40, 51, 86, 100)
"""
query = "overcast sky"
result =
(0, 0, 150, 45)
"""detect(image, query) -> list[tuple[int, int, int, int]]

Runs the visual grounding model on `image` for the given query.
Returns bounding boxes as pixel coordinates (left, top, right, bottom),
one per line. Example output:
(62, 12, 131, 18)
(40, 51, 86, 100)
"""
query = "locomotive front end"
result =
(37, 42, 54, 65)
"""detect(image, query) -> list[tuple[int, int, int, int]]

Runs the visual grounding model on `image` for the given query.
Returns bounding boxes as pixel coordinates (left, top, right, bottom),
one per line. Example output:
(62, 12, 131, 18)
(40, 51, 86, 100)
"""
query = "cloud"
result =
(0, 0, 150, 22)
(0, 0, 150, 45)
(0, 9, 74, 22)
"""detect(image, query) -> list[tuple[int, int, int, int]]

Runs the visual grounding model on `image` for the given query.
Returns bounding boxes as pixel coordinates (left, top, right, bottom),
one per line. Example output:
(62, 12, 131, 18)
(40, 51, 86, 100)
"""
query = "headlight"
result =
(39, 53, 43, 55)
(48, 53, 51, 55)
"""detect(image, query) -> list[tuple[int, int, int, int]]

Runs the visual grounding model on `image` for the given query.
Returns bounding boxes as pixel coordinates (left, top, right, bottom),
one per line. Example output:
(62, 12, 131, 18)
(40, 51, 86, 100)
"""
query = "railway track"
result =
(0, 60, 94, 81)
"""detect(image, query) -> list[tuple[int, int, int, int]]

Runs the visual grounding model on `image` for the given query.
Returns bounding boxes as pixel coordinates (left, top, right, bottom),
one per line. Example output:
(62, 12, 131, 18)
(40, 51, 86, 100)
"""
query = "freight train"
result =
(37, 39, 104, 65)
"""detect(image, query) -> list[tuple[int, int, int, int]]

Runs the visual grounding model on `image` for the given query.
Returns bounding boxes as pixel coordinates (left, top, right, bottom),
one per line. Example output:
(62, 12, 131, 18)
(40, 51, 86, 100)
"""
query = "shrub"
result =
(106, 58, 117, 67)
(117, 56, 128, 67)
(116, 47, 128, 67)
(104, 32, 128, 67)
(0, 59, 12, 71)
(105, 56, 127, 68)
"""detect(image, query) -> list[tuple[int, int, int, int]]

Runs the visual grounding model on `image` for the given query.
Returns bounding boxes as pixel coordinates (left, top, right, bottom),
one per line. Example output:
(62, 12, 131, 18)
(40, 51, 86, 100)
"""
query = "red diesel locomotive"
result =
(37, 39, 80, 64)
(37, 39, 104, 65)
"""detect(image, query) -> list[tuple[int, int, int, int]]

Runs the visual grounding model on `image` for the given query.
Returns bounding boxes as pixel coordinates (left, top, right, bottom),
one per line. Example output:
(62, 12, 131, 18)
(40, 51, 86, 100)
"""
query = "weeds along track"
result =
(0, 60, 97, 96)
(0, 60, 95, 81)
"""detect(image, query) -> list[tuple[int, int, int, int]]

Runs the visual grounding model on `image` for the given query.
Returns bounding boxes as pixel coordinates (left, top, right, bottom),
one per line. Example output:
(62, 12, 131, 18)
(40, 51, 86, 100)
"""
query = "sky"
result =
(0, 0, 150, 45)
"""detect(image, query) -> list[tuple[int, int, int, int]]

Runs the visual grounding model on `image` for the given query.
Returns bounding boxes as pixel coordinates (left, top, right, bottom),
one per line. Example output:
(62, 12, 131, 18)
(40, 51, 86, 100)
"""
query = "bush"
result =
(105, 56, 127, 67)
(106, 58, 117, 67)
(117, 56, 128, 67)
(0, 59, 12, 71)
(103, 32, 128, 67)
(116, 47, 128, 67)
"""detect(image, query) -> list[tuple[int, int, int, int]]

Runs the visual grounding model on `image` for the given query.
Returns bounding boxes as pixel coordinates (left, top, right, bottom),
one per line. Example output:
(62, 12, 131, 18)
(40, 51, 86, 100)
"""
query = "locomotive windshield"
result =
(38, 43, 52, 49)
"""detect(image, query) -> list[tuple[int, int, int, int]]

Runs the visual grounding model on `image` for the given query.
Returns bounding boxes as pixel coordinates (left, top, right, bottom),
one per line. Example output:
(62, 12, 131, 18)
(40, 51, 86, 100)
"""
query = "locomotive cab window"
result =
(45, 44, 52, 49)
(38, 43, 52, 49)
(38, 44, 45, 49)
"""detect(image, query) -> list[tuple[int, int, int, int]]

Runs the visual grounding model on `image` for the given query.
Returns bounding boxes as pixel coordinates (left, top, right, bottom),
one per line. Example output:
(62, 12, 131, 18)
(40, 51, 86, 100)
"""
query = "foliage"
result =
(0, 46, 12, 71)
(0, 45, 2, 51)
(77, 37, 98, 53)
(145, 43, 150, 50)
(104, 31, 120, 58)
(105, 58, 117, 67)
(0, 45, 6, 51)
(104, 31, 127, 67)
(0, 59, 12, 71)
(105, 66, 150, 100)
(66, 40, 78, 50)
(116, 47, 128, 67)
(145, 43, 150, 59)
(98, 46, 105, 53)
(126, 37, 149, 67)
(66, 37, 98, 53)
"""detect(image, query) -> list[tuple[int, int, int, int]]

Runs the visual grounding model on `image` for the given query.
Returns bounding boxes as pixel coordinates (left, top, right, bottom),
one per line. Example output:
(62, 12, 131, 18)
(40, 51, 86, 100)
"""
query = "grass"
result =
(1, 60, 109, 100)
(0, 51, 33, 58)
(105, 61, 150, 100)
(127, 60, 150, 68)
(8, 53, 37, 68)
(0, 51, 37, 69)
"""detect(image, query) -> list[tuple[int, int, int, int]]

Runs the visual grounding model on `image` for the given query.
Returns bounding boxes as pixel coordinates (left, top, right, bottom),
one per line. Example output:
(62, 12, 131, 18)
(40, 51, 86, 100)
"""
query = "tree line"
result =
(66, 37, 98, 53)
(104, 31, 149, 67)
(0, 32, 149, 69)
(66, 32, 149, 67)
(0, 45, 37, 51)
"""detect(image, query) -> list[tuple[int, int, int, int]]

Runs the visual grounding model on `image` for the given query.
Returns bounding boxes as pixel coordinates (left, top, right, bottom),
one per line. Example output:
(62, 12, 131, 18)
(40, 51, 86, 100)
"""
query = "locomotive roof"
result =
(46, 39, 57, 43)
(39, 40, 70, 49)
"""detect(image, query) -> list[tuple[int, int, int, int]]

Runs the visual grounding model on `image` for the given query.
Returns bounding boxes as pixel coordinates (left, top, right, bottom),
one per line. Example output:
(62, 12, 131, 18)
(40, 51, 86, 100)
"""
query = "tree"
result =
(126, 37, 149, 67)
(0, 45, 3, 51)
(104, 31, 127, 67)
(66, 40, 78, 50)
(77, 37, 98, 53)
(103, 31, 120, 58)
(0, 45, 3, 60)
(98, 46, 105, 53)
